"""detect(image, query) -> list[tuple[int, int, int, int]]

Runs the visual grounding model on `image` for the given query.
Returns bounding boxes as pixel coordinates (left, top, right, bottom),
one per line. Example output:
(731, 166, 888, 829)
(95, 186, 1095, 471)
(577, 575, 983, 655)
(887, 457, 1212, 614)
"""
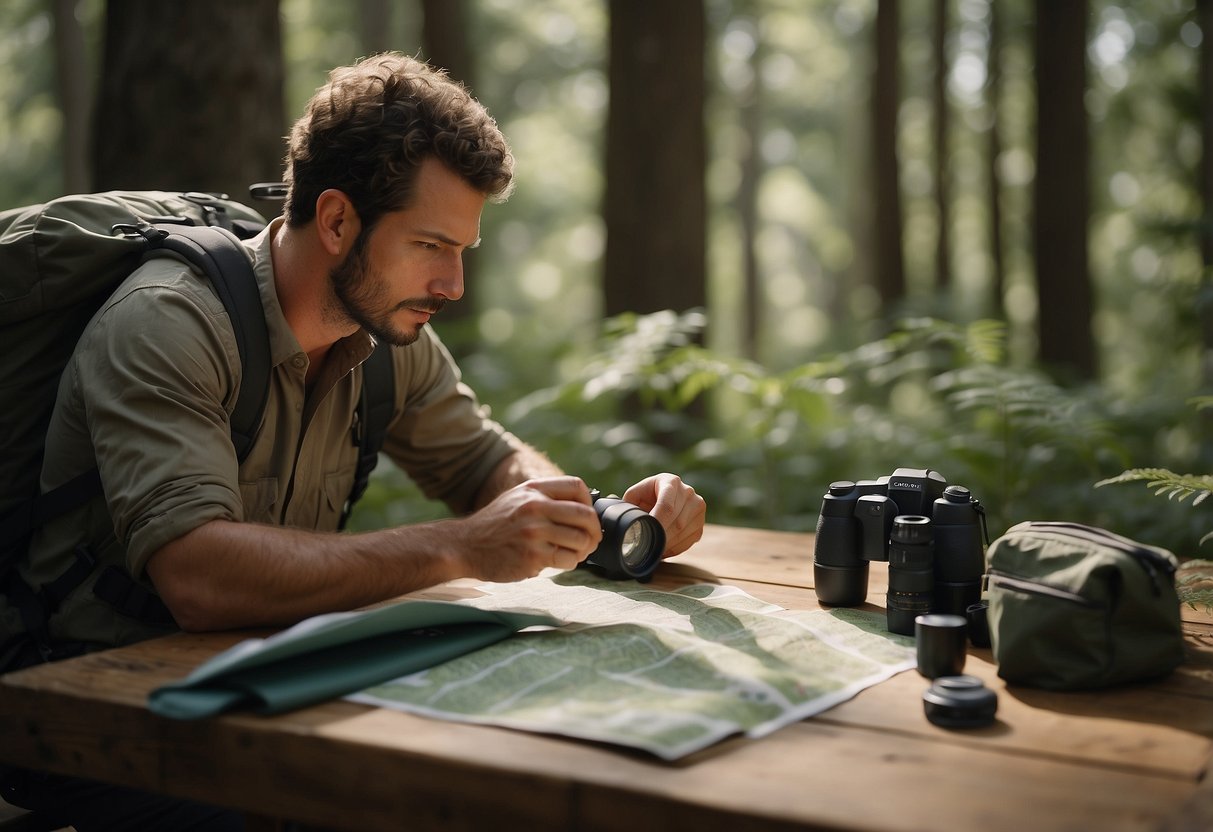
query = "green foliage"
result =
(354, 310, 1211, 565)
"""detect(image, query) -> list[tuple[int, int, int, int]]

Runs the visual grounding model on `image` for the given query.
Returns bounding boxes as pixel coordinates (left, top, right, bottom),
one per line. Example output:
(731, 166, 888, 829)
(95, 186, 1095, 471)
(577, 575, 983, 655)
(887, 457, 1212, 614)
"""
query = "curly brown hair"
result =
(282, 52, 514, 230)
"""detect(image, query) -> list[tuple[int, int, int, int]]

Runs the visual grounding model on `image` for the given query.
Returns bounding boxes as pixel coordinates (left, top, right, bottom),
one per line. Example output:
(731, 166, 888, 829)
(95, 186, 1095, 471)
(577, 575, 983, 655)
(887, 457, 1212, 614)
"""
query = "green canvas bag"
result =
(986, 521, 1185, 690)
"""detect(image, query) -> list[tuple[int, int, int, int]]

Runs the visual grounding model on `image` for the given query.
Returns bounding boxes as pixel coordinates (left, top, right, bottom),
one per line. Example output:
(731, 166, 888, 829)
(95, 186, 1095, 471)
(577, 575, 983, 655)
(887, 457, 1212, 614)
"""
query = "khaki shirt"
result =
(20, 218, 521, 651)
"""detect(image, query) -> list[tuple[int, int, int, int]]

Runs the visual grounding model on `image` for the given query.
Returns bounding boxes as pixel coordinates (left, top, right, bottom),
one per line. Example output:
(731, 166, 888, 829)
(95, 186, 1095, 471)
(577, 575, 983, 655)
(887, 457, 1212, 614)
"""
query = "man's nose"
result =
(431, 252, 465, 301)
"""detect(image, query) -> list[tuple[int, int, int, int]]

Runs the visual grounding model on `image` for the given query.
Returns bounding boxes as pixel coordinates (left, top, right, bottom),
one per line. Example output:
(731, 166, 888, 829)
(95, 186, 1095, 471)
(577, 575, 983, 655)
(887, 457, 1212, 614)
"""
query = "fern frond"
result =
(1095, 469, 1213, 504)
(1180, 588, 1213, 614)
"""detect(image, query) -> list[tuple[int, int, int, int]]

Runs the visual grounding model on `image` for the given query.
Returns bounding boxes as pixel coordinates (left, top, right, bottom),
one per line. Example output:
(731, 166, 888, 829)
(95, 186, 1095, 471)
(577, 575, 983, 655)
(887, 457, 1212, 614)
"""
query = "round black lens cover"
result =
(922, 675, 997, 728)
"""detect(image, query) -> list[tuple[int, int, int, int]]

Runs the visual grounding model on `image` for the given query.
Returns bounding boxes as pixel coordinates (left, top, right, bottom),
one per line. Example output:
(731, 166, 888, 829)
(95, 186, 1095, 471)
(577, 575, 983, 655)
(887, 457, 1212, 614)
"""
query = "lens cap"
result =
(922, 675, 997, 729)
(915, 614, 967, 679)
(965, 601, 991, 648)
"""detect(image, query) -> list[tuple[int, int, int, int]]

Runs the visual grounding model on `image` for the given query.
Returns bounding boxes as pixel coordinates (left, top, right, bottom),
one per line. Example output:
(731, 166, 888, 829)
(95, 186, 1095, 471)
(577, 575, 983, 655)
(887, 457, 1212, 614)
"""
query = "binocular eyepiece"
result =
(581, 489, 666, 582)
(812, 468, 987, 635)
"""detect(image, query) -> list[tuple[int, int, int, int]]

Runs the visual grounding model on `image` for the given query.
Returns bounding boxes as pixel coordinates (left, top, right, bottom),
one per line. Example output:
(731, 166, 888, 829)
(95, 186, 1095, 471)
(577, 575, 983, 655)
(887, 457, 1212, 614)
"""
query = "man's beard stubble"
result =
(326, 232, 447, 347)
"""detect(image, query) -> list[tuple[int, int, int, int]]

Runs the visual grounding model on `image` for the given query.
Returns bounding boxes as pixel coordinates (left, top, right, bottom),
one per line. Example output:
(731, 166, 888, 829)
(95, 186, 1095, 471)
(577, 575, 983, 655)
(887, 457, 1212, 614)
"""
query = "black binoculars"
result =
(580, 489, 666, 582)
(812, 468, 987, 635)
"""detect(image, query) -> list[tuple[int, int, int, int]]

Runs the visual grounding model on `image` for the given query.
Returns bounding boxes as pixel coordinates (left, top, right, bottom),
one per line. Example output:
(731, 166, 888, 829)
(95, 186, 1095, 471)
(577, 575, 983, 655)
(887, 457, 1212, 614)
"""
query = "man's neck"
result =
(270, 219, 357, 357)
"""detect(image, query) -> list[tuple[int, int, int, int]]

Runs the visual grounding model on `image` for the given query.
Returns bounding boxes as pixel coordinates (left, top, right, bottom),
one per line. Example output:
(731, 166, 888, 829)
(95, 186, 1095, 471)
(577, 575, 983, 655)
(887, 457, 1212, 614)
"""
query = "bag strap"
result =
(146, 222, 271, 459)
(340, 342, 395, 530)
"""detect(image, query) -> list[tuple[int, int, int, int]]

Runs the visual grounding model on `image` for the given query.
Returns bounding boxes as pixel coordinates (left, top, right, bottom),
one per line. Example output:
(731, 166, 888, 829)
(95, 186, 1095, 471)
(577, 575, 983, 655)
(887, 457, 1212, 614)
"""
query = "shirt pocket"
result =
(238, 476, 280, 523)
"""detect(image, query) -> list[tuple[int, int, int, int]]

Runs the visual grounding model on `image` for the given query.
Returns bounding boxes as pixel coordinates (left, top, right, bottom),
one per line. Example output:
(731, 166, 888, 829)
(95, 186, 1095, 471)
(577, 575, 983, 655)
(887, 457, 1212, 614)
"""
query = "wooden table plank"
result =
(1, 664, 1199, 832)
(677, 524, 816, 589)
(2, 523, 1210, 832)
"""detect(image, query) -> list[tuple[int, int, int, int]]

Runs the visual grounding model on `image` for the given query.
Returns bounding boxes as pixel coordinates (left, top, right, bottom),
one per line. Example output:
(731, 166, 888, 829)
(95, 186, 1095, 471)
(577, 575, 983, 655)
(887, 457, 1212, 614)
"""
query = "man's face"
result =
(328, 156, 486, 346)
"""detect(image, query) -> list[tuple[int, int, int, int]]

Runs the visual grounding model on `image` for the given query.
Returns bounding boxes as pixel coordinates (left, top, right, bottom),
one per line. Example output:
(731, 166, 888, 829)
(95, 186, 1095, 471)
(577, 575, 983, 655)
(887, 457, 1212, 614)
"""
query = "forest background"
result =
(4, 0, 1213, 566)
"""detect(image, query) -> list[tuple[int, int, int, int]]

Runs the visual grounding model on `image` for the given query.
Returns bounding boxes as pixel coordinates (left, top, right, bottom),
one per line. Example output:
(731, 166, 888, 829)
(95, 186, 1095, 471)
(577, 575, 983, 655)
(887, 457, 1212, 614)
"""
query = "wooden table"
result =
(2, 523, 1211, 832)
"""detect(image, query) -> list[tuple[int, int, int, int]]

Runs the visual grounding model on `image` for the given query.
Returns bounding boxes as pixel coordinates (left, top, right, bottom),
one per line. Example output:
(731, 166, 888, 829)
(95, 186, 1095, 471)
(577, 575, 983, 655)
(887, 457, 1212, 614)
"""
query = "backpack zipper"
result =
(1008, 522, 1174, 596)
(987, 571, 1101, 608)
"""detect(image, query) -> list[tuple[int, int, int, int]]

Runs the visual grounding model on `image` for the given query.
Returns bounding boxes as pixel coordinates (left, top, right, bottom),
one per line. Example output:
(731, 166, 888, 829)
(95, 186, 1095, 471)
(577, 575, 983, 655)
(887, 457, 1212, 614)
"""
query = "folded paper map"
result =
(148, 599, 558, 719)
(350, 571, 916, 760)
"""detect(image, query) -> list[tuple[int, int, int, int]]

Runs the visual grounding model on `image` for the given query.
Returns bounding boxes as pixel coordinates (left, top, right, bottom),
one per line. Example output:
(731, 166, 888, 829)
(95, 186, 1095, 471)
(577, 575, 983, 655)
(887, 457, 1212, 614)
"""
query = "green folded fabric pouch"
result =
(148, 599, 558, 719)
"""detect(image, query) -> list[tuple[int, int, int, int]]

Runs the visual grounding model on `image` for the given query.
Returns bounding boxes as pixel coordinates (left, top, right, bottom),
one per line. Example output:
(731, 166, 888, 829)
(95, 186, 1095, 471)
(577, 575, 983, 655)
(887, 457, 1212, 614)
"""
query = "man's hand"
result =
(454, 476, 602, 581)
(622, 473, 706, 558)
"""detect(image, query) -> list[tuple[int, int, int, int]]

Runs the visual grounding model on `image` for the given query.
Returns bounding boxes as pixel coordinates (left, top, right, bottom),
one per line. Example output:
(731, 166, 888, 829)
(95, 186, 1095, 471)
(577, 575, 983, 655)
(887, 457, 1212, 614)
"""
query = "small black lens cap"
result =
(965, 601, 991, 648)
(922, 675, 997, 728)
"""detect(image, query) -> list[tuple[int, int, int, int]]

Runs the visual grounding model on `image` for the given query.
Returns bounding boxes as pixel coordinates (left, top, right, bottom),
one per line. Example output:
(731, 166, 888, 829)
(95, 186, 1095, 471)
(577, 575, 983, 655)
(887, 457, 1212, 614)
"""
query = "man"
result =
(2, 53, 705, 829)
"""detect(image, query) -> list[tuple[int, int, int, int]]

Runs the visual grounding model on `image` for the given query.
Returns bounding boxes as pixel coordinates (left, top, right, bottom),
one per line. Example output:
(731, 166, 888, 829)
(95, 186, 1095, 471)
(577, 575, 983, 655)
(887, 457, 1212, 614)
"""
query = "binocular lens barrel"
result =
(813, 482, 869, 606)
(931, 486, 985, 616)
(620, 520, 660, 569)
(584, 492, 665, 582)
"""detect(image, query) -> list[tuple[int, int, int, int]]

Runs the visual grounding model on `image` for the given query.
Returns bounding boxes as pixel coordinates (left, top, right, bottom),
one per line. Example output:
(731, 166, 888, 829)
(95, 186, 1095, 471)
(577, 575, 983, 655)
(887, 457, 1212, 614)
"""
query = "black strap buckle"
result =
(93, 566, 175, 626)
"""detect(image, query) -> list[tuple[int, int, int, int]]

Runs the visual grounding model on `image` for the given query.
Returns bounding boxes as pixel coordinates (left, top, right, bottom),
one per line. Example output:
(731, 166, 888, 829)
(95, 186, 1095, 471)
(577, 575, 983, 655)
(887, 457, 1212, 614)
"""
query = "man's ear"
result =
(314, 189, 362, 257)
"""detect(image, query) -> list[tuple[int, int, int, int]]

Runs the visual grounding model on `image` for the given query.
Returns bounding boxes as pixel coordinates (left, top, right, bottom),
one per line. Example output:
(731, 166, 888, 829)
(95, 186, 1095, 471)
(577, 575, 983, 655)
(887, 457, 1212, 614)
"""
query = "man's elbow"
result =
(151, 571, 220, 632)
(145, 540, 223, 632)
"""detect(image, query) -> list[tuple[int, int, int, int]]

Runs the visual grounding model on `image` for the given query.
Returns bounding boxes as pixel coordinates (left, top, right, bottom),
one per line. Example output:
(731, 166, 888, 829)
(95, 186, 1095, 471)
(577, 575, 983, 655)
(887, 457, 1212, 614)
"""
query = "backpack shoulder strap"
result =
(144, 223, 271, 460)
(340, 342, 395, 530)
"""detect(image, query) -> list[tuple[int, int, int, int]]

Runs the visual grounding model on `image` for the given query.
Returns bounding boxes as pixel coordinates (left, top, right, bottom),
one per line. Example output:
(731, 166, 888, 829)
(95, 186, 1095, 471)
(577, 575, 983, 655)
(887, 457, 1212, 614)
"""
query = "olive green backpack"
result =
(986, 521, 1185, 690)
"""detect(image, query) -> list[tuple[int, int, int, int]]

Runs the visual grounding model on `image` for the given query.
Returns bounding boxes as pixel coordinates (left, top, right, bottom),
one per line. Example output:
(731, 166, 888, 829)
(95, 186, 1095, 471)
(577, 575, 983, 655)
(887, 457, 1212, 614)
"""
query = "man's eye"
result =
(418, 241, 440, 250)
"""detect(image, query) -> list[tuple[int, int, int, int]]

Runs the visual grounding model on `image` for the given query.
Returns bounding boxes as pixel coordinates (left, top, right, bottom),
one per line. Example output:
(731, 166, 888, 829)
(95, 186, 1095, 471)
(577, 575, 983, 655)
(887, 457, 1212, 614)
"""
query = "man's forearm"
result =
(146, 517, 468, 631)
(471, 444, 565, 509)
(149, 462, 599, 632)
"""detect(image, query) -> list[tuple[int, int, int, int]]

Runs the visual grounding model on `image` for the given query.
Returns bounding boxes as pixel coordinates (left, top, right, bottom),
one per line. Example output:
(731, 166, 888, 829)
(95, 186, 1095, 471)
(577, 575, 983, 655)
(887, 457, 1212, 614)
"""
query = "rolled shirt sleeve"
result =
(67, 272, 246, 577)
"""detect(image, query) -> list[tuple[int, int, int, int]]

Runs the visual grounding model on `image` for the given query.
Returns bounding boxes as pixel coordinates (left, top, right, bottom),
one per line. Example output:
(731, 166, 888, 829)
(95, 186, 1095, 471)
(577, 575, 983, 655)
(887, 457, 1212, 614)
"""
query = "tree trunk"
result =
(421, 0, 473, 89)
(51, 0, 91, 194)
(1198, 0, 1213, 463)
(738, 23, 763, 361)
(985, 0, 1006, 318)
(1033, 0, 1095, 380)
(1200, 0, 1213, 368)
(93, 0, 285, 206)
(603, 0, 707, 318)
(359, 0, 392, 57)
(420, 0, 479, 333)
(872, 0, 906, 312)
(932, 0, 951, 292)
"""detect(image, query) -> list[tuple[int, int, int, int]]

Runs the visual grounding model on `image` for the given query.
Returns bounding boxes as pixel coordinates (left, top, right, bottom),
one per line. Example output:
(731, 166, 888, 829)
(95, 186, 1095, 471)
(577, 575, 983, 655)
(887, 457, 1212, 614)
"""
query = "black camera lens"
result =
(886, 515, 934, 635)
(583, 491, 665, 582)
(890, 513, 932, 548)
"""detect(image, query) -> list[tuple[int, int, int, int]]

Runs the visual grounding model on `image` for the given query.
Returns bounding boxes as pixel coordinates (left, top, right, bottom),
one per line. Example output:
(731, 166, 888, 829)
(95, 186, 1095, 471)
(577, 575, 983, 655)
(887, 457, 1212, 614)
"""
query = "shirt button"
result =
(292, 355, 306, 369)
